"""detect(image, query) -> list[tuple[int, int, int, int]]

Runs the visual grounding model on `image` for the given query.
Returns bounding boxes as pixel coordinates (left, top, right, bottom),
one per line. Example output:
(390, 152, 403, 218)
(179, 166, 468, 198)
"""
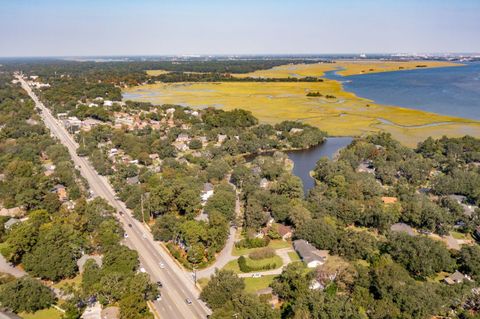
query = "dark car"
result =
(156, 281, 163, 288)
(128, 223, 132, 227)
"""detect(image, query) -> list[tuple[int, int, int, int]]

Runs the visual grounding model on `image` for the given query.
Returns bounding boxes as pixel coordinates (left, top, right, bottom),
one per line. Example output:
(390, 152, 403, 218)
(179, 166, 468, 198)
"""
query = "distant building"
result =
(381, 196, 398, 204)
(444, 271, 471, 285)
(293, 239, 329, 268)
(4, 218, 21, 230)
(390, 223, 416, 236)
(176, 133, 190, 143)
(201, 183, 214, 203)
(126, 175, 140, 185)
(277, 224, 293, 240)
(52, 184, 68, 202)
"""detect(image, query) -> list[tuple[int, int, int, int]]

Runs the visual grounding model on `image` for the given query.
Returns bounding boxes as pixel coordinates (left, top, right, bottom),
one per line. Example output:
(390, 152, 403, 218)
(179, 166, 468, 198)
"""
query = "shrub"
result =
(235, 237, 270, 249)
(249, 247, 275, 260)
(237, 256, 278, 273)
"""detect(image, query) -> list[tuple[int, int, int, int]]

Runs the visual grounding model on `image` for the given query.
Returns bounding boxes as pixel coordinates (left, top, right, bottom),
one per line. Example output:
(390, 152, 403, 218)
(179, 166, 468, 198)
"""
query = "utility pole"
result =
(141, 193, 145, 224)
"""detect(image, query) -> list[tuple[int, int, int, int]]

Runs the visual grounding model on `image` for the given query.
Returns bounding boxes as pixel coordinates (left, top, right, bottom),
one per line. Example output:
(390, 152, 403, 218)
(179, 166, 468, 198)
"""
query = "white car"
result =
(140, 267, 146, 273)
(156, 295, 162, 301)
(159, 262, 165, 269)
(124, 233, 128, 238)
(252, 273, 262, 278)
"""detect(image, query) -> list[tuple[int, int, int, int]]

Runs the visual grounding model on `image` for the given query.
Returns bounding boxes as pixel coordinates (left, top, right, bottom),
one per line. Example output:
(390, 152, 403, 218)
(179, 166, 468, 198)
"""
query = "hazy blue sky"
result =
(1, 0, 479, 57)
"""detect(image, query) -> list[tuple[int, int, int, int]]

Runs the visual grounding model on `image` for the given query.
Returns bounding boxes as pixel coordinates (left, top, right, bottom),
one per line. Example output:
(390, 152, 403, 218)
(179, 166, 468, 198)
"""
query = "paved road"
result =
(0, 255, 26, 278)
(197, 184, 241, 279)
(16, 74, 210, 319)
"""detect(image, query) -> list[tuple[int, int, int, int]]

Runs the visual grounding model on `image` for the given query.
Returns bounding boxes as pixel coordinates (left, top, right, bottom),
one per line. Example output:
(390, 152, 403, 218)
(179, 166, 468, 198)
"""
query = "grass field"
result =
(233, 240, 291, 256)
(124, 76, 480, 147)
(232, 60, 460, 78)
(244, 275, 277, 294)
(288, 251, 301, 262)
(20, 308, 63, 319)
(223, 255, 283, 273)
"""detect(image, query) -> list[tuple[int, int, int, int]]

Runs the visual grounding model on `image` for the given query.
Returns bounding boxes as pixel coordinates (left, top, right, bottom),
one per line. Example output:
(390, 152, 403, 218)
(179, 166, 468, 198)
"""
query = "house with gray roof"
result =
(293, 239, 328, 268)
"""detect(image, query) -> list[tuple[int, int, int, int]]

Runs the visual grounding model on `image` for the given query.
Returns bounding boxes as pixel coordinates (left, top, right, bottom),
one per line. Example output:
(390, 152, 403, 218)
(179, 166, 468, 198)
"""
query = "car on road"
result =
(185, 298, 192, 305)
(156, 294, 162, 301)
(156, 281, 163, 287)
(128, 223, 132, 227)
(142, 233, 147, 239)
(252, 273, 262, 278)
(124, 233, 128, 238)
(159, 262, 165, 269)
(140, 267, 146, 273)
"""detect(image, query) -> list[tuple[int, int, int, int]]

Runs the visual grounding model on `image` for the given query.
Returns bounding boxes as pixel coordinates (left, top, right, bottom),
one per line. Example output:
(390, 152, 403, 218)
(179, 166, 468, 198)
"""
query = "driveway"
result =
(0, 255, 26, 278)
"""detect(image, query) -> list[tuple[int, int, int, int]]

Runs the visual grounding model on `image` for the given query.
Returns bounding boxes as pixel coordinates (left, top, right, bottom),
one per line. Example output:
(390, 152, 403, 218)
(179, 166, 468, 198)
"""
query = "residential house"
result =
(173, 141, 189, 152)
(390, 223, 416, 236)
(64, 116, 82, 133)
(4, 218, 21, 230)
(309, 279, 324, 290)
(0, 207, 24, 217)
(103, 100, 113, 107)
(259, 178, 269, 189)
(357, 160, 375, 174)
(444, 271, 471, 285)
(149, 153, 160, 160)
(201, 183, 214, 203)
(176, 133, 190, 143)
(43, 163, 56, 176)
(381, 196, 398, 204)
(217, 134, 227, 144)
(52, 184, 68, 202)
(277, 224, 293, 240)
(126, 175, 140, 185)
(290, 128, 304, 134)
(448, 195, 478, 217)
(293, 239, 329, 268)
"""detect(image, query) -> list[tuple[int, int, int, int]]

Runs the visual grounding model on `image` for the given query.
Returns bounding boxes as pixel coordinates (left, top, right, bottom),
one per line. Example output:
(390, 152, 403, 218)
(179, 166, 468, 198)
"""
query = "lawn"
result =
(223, 255, 283, 274)
(244, 275, 277, 294)
(123, 74, 480, 147)
(233, 240, 291, 256)
(197, 277, 209, 290)
(52, 274, 82, 290)
(20, 308, 63, 319)
(288, 251, 301, 262)
(450, 231, 470, 240)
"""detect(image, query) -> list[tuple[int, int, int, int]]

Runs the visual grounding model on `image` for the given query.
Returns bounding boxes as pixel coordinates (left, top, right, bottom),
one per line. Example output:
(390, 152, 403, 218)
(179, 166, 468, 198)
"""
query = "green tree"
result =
(200, 269, 245, 309)
(0, 277, 55, 313)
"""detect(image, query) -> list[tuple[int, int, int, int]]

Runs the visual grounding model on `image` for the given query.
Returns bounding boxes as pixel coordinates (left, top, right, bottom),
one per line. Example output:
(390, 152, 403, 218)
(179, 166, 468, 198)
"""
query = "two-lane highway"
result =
(16, 74, 211, 319)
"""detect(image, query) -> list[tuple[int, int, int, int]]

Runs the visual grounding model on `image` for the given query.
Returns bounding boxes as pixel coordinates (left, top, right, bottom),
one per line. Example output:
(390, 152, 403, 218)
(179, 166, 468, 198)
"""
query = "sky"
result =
(1, 0, 479, 57)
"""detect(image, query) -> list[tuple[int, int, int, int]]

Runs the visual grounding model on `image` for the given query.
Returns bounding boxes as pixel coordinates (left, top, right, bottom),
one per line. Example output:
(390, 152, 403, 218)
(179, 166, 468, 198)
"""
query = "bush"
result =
(235, 237, 270, 249)
(249, 247, 275, 260)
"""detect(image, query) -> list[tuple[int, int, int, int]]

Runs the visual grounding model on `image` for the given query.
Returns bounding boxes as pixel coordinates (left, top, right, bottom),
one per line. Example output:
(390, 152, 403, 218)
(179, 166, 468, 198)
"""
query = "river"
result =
(286, 137, 353, 194)
(324, 62, 480, 120)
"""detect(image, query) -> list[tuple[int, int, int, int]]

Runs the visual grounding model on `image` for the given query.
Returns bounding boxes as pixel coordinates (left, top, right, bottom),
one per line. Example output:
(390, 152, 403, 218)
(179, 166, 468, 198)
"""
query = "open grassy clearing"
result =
(124, 78, 480, 147)
(223, 255, 283, 274)
(146, 70, 170, 76)
(244, 275, 277, 294)
(288, 251, 301, 262)
(52, 274, 82, 290)
(232, 240, 291, 256)
(231, 60, 460, 78)
(19, 308, 63, 319)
